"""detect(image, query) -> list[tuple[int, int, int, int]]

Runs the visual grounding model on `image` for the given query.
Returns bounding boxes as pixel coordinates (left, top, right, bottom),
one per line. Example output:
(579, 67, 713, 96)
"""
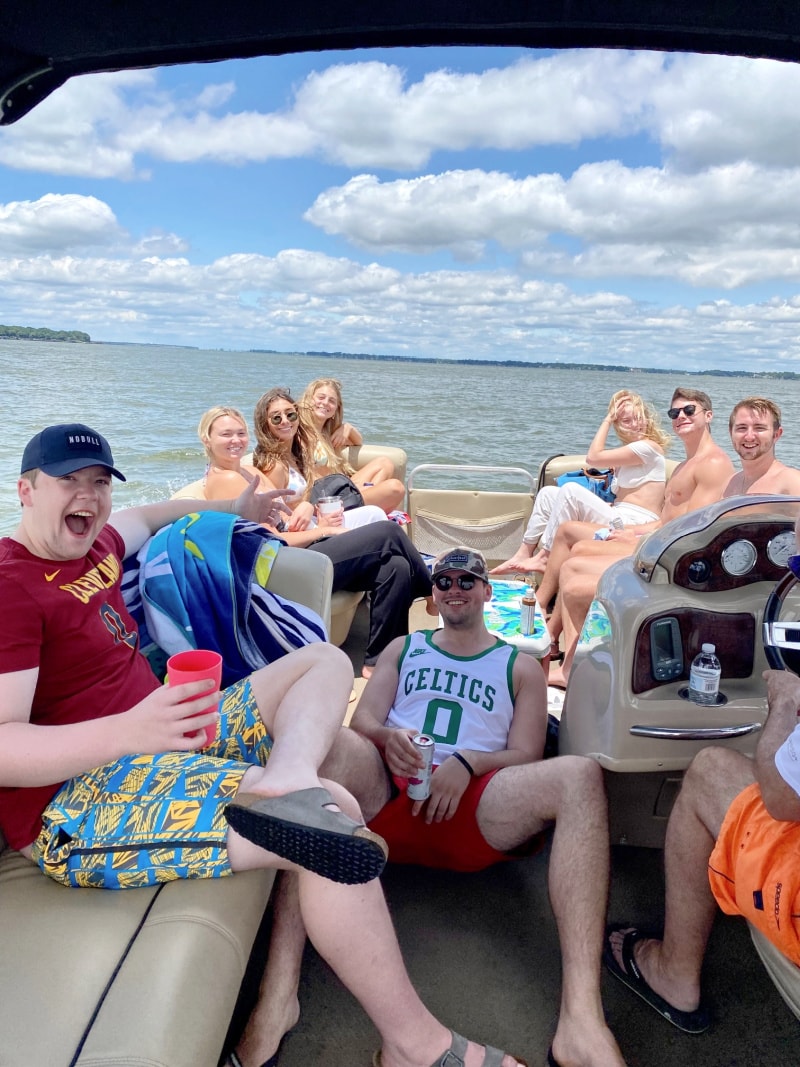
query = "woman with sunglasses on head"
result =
(300, 378, 405, 514)
(491, 390, 670, 576)
(252, 387, 386, 534)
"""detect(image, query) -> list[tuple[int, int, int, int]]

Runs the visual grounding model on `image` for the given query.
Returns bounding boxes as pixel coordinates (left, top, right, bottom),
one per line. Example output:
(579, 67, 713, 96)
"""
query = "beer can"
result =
(520, 590, 537, 636)
(406, 734, 435, 800)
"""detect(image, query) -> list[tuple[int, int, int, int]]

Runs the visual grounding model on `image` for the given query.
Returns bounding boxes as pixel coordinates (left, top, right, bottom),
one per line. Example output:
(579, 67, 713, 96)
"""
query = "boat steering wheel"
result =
(763, 570, 800, 674)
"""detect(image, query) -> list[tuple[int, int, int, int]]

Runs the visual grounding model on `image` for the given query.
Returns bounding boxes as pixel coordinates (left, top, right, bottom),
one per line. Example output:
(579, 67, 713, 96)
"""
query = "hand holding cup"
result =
(166, 649, 222, 746)
(316, 495, 345, 527)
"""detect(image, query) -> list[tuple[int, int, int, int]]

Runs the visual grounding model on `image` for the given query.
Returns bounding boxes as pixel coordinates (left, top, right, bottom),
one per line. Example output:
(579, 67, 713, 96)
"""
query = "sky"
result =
(2, 45, 800, 372)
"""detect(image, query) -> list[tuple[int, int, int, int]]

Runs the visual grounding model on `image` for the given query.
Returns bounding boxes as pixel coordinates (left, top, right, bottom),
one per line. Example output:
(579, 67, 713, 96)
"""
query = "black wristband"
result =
(451, 751, 475, 776)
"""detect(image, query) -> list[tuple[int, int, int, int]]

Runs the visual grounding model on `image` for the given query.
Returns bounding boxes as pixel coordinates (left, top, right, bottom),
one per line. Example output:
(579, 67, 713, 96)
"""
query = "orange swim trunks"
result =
(709, 781, 800, 966)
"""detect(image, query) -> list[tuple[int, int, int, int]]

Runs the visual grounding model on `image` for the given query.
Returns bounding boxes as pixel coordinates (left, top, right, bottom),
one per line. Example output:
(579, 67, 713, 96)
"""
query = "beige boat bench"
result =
(173, 443, 407, 646)
(537, 452, 679, 489)
(0, 545, 332, 1067)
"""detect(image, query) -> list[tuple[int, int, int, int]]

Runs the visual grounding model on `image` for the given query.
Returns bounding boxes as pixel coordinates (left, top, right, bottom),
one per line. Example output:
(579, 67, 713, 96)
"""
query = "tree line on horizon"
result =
(1, 324, 90, 343)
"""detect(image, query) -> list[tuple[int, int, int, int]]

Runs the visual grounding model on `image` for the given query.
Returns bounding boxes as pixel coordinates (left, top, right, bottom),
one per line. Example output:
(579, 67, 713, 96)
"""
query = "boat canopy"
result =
(2, 1, 800, 125)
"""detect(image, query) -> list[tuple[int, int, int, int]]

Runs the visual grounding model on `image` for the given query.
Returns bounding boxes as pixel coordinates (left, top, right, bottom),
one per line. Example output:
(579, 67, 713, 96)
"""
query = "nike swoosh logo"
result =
(45, 570, 61, 582)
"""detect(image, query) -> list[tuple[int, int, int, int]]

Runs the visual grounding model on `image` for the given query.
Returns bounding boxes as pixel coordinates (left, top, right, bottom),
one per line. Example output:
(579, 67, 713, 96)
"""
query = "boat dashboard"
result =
(634, 495, 800, 590)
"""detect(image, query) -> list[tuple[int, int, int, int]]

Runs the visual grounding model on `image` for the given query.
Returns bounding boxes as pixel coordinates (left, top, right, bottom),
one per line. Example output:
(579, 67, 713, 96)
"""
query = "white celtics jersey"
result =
(386, 630, 518, 764)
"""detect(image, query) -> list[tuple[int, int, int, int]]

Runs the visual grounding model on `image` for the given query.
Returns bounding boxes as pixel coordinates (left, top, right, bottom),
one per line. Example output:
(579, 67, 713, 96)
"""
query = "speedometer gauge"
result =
(721, 539, 757, 576)
(767, 529, 796, 568)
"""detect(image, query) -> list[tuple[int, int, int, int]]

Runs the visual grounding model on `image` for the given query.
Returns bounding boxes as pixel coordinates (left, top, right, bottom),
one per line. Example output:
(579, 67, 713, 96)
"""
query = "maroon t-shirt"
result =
(0, 525, 160, 849)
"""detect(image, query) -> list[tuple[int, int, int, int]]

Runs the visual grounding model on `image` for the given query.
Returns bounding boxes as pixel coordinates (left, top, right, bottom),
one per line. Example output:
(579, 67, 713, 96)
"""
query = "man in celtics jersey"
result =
(334, 546, 627, 1067)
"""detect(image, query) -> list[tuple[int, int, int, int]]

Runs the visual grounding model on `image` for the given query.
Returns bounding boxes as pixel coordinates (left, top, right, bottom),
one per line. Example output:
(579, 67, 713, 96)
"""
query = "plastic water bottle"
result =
(688, 643, 721, 705)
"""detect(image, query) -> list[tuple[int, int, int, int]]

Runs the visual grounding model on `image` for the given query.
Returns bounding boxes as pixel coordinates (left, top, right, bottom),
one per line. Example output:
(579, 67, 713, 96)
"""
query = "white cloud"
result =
(5, 51, 800, 177)
(2, 241, 800, 371)
(305, 162, 800, 286)
(0, 194, 124, 252)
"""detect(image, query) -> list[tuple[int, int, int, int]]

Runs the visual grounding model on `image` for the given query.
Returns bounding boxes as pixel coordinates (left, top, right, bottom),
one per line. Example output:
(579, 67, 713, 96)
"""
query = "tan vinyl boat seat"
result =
(0, 543, 333, 1067)
(408, 464, 536, 568)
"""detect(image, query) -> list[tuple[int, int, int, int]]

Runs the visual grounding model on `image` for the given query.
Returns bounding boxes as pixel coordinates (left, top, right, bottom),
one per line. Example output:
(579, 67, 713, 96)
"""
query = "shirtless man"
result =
(723, 396, 800, 497)
(554, 389, 734, 678)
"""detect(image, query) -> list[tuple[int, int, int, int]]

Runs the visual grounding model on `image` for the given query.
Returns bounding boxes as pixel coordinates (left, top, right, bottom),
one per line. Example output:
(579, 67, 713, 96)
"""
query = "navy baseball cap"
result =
(21, 423, 126, 481)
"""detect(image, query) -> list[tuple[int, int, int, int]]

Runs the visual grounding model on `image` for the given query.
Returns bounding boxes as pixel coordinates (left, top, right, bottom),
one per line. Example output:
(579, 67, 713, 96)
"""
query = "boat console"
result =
(559, 495, 800, 846)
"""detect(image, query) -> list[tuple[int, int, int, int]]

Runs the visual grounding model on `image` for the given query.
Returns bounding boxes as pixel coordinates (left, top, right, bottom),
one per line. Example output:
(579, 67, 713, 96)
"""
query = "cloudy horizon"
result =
(1, 46, 800, 371)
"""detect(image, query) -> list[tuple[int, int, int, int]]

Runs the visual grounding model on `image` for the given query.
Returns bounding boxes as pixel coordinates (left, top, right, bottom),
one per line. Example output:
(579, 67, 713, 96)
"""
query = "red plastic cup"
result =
(166, 649, 222, 747)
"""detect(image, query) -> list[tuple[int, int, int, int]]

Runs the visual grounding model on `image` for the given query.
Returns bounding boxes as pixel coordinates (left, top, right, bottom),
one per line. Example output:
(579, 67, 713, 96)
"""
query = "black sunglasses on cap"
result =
(433, 573, 479, 591)
(269, 410, 299, 425)
(667, 404, 698, 420)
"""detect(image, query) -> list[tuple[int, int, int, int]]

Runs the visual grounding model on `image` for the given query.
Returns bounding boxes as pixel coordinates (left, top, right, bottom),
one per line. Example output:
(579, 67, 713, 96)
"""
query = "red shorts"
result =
(709, 781, 800, 966)
(369, 766, 543, 873)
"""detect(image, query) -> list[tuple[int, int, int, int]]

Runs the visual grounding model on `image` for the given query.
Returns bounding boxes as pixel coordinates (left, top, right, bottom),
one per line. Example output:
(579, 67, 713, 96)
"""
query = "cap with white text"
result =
(431, 546, 489, 583)
(21, 423, 126, 481)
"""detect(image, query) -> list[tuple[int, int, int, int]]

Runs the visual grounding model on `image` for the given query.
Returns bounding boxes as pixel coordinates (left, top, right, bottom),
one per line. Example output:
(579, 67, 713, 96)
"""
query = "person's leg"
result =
(360, 479, 406, 513)
(297, 870, 523, 1067)
(344, 504, 390, 529)
(538, 484, 613, 554)
(231, 872, 305, 1067)
(230, 729, 397, 1067)
(353, 455, 396, 486)
(608, 746, 754, 1013)
(536, 521, 600, 609)
(490, 486, 557, 574)
(476, 757, 625, 1067)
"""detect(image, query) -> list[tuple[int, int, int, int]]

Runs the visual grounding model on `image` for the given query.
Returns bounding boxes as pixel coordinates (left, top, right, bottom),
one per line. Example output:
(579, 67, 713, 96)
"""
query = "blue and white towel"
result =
(122, 512, 327, 688)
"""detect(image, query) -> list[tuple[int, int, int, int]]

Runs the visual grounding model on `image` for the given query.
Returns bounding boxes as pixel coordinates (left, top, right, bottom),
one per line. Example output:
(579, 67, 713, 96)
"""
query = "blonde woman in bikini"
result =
(301, 378, 405, 514)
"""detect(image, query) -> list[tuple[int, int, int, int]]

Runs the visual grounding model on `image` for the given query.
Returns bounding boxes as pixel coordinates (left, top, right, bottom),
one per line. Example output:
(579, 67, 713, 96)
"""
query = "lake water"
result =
(2, 338, 798, 534)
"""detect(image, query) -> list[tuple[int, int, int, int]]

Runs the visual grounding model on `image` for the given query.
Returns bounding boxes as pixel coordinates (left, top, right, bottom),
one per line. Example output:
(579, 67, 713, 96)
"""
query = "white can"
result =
(406, 734, 435, 800)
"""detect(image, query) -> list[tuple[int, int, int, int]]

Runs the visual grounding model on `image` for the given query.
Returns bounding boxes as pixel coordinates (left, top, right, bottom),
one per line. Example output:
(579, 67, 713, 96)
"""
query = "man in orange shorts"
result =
(604, 663, 800, 1033)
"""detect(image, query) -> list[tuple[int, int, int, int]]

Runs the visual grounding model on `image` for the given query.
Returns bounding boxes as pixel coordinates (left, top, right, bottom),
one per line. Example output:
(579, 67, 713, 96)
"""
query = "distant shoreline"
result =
(4, 329, 794, 378)
(247, 348, 797, 380)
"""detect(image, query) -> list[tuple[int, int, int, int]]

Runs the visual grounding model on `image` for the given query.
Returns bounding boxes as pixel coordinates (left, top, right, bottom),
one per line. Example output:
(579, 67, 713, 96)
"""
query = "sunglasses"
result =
(433, 573, 480, 591)
(269, 410, 299, 426)
(667, 404, 697, 420)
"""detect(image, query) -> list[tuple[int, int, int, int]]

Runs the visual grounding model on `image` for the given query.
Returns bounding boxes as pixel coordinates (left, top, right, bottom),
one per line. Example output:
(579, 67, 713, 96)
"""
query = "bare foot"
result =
(549, 1017, 627, 1067)
(490, 554, 533, 575)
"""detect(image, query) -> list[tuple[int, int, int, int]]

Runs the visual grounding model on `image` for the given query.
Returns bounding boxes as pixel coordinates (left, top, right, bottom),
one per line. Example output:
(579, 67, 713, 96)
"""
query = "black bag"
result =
(309, 473, 365, 511)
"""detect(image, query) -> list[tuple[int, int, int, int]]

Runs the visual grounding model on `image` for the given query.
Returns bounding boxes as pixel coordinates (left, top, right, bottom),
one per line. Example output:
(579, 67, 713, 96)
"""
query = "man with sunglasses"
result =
(723, 396, 800, 497)
(323, 546, 627, 1067)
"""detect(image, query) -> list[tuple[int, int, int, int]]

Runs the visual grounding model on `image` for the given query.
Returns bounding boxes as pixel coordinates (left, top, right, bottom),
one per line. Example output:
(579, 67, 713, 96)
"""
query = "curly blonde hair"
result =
(252, 388, 316, 490)
(607, 390, 671, 450)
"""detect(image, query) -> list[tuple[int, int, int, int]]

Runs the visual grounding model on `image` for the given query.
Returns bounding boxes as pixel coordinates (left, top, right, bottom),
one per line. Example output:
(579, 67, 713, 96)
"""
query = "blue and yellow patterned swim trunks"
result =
(32, 677, 272, 889)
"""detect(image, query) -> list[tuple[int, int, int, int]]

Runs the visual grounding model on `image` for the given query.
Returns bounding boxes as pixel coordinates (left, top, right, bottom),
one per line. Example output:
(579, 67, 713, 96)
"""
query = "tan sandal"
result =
(225, 787, 387, 885)
(372, 1029, 528, 1066)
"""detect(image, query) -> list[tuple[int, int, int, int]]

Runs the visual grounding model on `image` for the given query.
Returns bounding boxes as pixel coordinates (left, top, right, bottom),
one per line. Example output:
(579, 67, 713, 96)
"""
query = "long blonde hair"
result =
(300, 377, 355, 477)
(252, 387, 315, 486)
(197, 406, 248, 463)
(608, 390, 671, 450)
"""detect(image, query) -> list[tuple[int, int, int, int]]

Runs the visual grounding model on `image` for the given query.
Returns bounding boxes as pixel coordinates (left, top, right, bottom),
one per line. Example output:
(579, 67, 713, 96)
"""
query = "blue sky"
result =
(2, 46, 800, 371)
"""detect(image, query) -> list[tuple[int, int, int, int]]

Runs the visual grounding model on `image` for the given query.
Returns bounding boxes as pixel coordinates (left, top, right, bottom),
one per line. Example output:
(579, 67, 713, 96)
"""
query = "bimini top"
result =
(2, 1, 800, 125)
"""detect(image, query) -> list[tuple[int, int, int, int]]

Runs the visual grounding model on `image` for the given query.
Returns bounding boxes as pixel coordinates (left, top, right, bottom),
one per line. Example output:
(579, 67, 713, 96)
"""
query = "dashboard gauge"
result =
(767, 529, 796, 568)
(721, 539, 757, 576)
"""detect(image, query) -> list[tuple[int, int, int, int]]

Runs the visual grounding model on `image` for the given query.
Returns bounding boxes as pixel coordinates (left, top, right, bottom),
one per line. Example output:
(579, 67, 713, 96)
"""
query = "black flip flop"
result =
(603, 925, 710, 1034)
